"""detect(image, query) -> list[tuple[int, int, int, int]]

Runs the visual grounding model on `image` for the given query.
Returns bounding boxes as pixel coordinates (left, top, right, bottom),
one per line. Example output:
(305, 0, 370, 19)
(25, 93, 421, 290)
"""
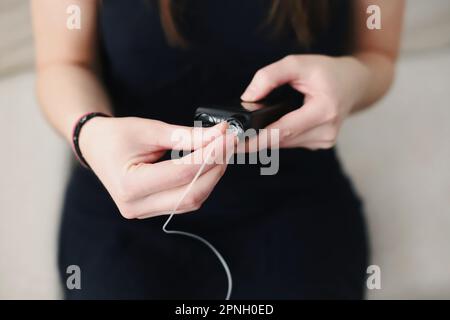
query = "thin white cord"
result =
(162, 147, 233, 300)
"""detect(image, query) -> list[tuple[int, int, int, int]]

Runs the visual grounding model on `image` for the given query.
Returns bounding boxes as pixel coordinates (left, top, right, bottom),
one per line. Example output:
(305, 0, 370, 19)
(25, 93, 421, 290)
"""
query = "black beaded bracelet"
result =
(72, 112, 110, 168)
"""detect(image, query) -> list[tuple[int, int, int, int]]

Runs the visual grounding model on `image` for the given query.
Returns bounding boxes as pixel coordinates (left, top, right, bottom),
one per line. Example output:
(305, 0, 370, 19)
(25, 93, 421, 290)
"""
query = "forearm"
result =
(349, 0, 404, 114)
(36, 63, 112, 142)
(351, 51, 396, 113)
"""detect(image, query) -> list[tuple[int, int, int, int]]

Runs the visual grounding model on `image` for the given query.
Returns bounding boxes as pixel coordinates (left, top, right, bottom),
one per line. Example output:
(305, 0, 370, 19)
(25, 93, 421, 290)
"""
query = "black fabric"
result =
(59, 0, 369, 299)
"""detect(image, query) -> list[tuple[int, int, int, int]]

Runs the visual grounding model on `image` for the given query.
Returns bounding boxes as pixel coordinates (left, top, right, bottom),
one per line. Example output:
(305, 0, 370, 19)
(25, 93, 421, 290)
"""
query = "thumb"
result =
(158, 121, 228, 151)
(241, 56, 302, 102)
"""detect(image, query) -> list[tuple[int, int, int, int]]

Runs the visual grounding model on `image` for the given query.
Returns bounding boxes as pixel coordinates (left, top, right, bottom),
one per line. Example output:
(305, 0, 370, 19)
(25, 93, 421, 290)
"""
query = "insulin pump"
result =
(185, 85, 304, 300)
(194, 85, 304, 135)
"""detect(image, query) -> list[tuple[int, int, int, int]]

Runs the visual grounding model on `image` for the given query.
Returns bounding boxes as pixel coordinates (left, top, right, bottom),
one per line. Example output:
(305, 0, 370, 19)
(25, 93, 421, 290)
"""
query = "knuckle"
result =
(305, 139, 335, 151)
(322, 104, 339, 123)
(178, 166, 197, 184)
(313, 65, 328, 80)
(212, 163, 227, 177)
(219, 164, 227, 176)
(304, 143, 320, 151)
(283, 54, 299, 66)
(115, 177, 136, 203)
(255, 68, 268, 79)
(279, 139, 289, 148)
(322, 126, 339, 142)
(280, 128, 293, 142)
(118, 203, 138, 219)
(184, 192, 204, 210)
(255, 69, 273, 87)
(319, 141, 336, 150)
(190, 204, 202, 212)
(115, 187, 134, 204)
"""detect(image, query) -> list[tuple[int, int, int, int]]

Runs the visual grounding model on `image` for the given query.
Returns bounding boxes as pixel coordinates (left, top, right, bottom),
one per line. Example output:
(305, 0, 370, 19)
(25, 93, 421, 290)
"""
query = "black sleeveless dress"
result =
(59, 0, 369, 299)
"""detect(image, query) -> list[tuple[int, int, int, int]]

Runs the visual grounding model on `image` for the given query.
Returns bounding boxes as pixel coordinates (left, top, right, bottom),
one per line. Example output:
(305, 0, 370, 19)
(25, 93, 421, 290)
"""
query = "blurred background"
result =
(0, 0, 449, 299)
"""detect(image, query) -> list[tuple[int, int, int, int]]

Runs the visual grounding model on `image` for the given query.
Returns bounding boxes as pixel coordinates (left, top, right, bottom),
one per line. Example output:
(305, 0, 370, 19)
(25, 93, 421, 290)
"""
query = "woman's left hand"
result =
(241, 54, 371, 150)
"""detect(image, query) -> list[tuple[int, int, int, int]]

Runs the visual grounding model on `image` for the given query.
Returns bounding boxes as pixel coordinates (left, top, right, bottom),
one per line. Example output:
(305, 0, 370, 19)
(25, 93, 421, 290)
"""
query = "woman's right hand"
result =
(78, 116, 235, 219)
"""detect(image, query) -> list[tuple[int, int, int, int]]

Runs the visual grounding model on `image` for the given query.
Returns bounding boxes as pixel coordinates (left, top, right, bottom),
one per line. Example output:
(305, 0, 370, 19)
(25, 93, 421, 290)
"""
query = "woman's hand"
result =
(241, 55, 371, 150)
(78, 117, 235, 219)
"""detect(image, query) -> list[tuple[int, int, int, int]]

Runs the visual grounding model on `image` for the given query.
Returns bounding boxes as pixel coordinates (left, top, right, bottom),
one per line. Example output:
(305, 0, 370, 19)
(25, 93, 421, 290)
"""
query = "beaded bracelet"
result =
(72, 112, 110, 168)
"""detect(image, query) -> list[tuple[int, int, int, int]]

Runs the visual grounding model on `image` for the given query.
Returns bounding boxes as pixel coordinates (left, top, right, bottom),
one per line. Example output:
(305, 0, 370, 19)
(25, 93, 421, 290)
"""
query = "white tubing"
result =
(162, 146, 233, 300)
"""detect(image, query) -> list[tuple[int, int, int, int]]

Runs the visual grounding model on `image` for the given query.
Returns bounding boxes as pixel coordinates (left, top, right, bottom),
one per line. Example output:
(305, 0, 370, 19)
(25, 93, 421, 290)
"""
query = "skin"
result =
(31, 0, 404, 219)
(242, 0, 405, 150)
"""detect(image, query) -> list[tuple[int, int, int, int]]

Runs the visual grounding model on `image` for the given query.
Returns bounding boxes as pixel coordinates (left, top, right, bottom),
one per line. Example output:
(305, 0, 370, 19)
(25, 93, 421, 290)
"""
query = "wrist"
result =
(340, 56, 372, 113)
(72, 112, 111, 168)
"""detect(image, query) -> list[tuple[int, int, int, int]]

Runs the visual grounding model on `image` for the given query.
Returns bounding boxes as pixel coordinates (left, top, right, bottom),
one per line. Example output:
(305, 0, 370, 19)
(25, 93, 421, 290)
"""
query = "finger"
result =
(238, 101, 324, 151)
(132, 164, 226, 219)
(130, 133, 237, 219)
(293, 123, 338, 145)
(241, 56, 307, 102)
(136, 207, 195, 220)
(123, 132, 236, 200)
(281, 123, 338, 150)
(133, 150, 167, 164)
(235, 128, 277, 154)
(264, 99, 328, 146)
(154, 121, 228, 151)
(298, 141, 331, 151)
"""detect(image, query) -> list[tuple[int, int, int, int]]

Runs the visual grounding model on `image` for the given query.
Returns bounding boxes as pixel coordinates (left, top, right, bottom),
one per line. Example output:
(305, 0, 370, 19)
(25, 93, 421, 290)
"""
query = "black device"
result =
(194, 85, 304, 135)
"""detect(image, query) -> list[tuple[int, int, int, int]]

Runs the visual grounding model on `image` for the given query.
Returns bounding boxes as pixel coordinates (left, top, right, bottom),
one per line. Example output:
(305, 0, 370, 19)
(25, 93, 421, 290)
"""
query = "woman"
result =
(32, 0, 404, 299)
